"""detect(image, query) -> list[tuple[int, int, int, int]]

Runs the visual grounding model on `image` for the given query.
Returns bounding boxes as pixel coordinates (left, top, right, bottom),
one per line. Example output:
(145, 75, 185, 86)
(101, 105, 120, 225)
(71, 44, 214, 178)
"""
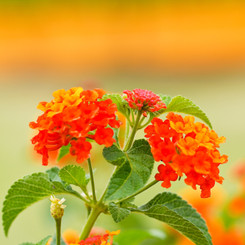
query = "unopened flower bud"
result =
(50, 195, 66, 219)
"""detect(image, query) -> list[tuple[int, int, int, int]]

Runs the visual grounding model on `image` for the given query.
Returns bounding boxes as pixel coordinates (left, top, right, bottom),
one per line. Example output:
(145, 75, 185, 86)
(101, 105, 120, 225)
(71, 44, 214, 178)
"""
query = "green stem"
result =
(55, 218, 61, 245)
(79, 205, 103, 240)
(79, 169, 110, 240)
(139, 116, 145, 126)
(116, 179, 158, 204)
(138, 116, 152, 129)
(88, 158, 97, 203)
(123, 111, 142, 151)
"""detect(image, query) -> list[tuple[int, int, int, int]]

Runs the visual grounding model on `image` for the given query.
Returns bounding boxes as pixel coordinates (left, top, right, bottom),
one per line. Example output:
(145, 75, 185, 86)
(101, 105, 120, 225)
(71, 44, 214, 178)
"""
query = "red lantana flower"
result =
(145, 112, 228, 198)
(30, 87, 120, 165)
(79, 230, 120, 245)
(123, 89, 166, 116)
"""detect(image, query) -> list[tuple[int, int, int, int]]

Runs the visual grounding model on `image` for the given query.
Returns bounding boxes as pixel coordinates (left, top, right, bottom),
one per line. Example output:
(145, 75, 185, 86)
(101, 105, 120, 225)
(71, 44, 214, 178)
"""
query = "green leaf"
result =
(164, 96, 212, 129)
(135, 192, 212, 245)
(109, 202, 131, 223)
(57, 144, 71, 161)
(19, 235, 52, 245)
(59, 165, 88, 192)
(114, 229, 166, 245)
(104, 139, 154, 201)
(103, 144, 126, 166)
(46, 167, 63, 183)
(2, 172, 83, 236)
(158, 94, 172, 107)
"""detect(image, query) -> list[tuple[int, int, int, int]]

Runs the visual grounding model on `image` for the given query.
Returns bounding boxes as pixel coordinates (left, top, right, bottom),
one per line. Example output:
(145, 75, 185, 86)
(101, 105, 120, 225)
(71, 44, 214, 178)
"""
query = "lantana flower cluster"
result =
(30, 87, 120, 165)
(145, 112, 228, 198)
(123, 89, 166, 116)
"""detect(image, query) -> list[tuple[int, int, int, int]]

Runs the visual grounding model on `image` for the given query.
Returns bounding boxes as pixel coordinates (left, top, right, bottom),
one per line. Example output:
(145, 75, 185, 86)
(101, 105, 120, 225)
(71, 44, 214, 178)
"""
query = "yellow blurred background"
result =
(1, 1, 245, 244)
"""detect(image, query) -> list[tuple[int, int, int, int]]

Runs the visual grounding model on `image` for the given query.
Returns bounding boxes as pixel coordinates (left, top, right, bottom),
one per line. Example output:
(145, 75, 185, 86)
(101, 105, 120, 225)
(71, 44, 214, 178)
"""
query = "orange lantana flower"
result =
(30, 87, 120, 165)
(144, 112, 228, 198)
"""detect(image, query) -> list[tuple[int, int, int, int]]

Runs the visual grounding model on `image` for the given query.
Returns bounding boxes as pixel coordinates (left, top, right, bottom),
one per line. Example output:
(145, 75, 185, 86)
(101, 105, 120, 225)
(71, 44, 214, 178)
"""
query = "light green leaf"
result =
(165, 96, 212, 128)
(19, 235, 51, 245)
(59, 165, 88, 192)
(135, 192, 212, 245)
(57, 144, 71, 161)
(104, 139, 154, 201)
(2, 172, 83, 236)
(103, 144, 126, 166)
(158, 94, 172, 107)
(109, 202, 131, 223)
(114, 229, 166, 245)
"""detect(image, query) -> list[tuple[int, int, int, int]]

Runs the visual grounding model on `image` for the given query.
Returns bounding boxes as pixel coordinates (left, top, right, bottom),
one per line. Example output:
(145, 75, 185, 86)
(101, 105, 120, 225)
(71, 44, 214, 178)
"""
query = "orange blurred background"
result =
(1, 1, 245, 75)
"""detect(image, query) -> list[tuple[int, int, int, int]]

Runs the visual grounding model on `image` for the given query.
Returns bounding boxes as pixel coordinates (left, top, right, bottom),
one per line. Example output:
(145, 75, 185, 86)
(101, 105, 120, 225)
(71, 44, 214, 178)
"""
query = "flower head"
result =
(123, 89, 166, 116)
(50, 195, 66, 219)
(145, 112, 228, 198)
(30, 87, 120, 165)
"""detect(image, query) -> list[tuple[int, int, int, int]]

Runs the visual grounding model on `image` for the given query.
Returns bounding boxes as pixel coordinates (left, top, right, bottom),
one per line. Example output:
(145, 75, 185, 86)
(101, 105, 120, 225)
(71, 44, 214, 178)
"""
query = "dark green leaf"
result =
(135, 192, 212, 245)
(164, 96, 212, 128)
(57, 144, 71, 161)
(19, 235, 51, 245)
(109, 202, 131, 223)
(104, 139, 154, 201)
(2, 172, 83, 236)
(103, 144, 126, 166)
(59, 165, 88, 193)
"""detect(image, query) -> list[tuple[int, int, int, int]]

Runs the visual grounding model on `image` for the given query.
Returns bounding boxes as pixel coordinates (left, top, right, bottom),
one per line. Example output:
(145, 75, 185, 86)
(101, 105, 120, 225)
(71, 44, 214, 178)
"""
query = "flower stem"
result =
(79, 203, 104, 240)
(116, 179, 158, 204)
(123, 111, 142, 151)
(138, 116, 153, 129)
(79, 208, 101, 240)
(88, 158, 97, 203)
(55, 218, 61, 245)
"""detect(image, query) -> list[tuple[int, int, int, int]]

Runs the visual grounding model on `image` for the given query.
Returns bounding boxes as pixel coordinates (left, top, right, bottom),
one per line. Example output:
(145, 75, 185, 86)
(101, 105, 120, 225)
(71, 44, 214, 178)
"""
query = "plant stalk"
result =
(88, 158, 97, 203)
(123, 111, 142, 151)
(55, 218, 61, 245)
(79, 205, 103, 240)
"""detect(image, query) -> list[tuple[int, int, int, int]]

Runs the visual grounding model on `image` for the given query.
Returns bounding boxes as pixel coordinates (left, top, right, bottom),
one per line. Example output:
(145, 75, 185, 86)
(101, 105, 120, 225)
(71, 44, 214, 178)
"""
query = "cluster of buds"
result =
(50, 195, 66, 220)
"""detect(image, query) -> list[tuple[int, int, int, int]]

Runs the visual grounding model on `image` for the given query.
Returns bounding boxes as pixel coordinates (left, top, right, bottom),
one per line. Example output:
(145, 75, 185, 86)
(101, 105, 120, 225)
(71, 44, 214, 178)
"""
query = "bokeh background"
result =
(1, 0, 245, 244)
